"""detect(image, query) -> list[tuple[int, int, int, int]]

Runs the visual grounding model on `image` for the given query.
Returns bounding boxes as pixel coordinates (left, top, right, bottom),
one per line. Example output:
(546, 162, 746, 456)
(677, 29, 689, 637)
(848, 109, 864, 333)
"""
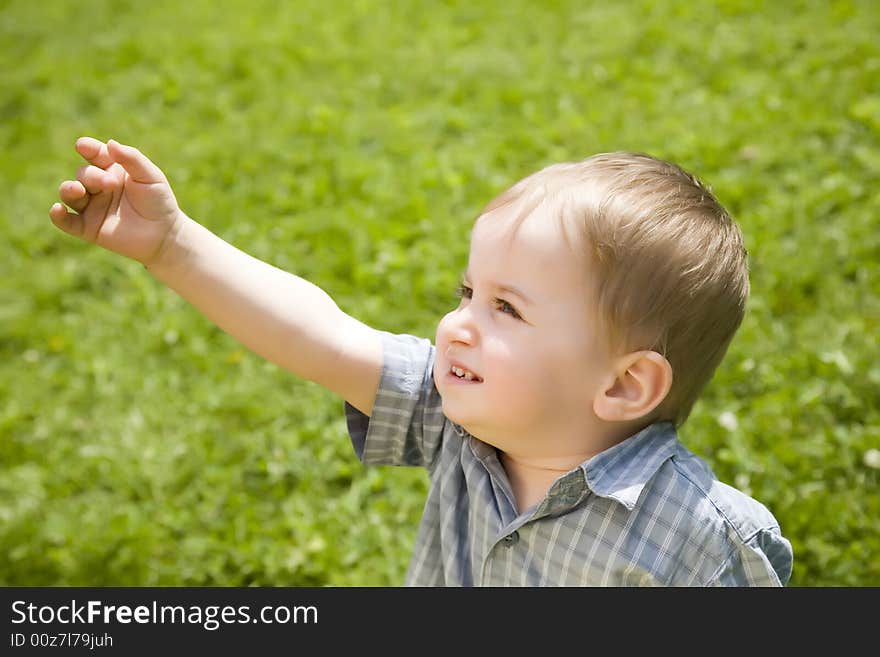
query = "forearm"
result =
(52, 138, 380, 414)
(147, 214, 373, 393)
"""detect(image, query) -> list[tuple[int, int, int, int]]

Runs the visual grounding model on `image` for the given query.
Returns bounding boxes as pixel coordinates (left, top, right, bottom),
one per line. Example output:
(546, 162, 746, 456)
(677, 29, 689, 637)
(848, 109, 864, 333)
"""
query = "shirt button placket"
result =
(481, 532, 520, 585)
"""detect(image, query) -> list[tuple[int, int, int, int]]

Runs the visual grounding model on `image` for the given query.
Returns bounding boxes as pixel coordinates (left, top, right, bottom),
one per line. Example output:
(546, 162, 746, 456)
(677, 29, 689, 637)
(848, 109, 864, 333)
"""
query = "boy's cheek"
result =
(432, 362, 445, 393)
(434, 313, 454, 346)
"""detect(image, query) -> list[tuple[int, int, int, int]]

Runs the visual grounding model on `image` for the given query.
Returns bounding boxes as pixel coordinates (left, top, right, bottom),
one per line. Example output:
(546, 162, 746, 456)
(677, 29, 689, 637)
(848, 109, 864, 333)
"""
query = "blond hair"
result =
(480, 152, 749, 426)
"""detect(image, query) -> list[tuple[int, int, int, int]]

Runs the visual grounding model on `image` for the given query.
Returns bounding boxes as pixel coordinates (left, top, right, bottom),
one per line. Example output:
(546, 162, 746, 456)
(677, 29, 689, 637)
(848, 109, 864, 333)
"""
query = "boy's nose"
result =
(446, 306, 478, 345)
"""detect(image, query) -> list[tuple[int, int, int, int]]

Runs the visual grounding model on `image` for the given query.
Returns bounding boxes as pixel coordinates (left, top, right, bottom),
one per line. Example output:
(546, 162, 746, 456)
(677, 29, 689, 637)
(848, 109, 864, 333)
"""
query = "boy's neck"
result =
(499, 452, 591, 514)
(496, 420, 649, 514)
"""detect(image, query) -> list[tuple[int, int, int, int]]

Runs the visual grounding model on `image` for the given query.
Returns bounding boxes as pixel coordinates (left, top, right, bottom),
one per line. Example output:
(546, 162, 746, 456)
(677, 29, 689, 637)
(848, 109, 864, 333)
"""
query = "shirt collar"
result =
(462, 420, 679, 515)
(580, 421, 679, 510)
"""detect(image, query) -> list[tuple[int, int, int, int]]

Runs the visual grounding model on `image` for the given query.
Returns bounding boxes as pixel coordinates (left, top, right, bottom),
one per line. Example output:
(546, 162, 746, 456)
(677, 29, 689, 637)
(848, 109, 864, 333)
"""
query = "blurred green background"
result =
(1, 0, 878, 586)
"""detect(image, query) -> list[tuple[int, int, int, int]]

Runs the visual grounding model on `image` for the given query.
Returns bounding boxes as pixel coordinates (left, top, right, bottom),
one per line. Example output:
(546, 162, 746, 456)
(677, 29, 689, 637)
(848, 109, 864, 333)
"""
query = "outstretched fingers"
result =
(51, 137, 125, 242)
(73, 136, 166, 184)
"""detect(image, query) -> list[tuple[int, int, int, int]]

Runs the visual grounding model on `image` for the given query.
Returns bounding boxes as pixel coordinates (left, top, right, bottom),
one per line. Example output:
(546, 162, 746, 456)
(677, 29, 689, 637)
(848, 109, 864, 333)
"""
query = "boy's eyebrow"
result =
(461, 271, 534, 305)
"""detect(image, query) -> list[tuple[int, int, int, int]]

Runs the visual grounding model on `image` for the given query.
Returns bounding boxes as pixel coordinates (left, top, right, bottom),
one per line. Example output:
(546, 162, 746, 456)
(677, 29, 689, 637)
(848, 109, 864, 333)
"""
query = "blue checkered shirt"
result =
(345, 332, 793, 586)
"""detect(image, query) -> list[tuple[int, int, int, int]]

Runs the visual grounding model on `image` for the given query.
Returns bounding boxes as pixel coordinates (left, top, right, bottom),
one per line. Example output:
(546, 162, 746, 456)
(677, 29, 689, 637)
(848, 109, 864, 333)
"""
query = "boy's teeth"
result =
(451, 365, 477, 381)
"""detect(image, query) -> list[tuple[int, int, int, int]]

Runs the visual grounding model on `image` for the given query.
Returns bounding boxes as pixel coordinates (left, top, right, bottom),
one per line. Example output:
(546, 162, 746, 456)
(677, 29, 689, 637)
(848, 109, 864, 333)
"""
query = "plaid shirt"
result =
(345, 332, 793, 586)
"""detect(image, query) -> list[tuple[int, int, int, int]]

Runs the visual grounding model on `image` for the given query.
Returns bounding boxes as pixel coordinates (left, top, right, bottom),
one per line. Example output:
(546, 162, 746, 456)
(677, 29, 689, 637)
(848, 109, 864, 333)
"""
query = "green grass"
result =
(2, 0, 878, 586)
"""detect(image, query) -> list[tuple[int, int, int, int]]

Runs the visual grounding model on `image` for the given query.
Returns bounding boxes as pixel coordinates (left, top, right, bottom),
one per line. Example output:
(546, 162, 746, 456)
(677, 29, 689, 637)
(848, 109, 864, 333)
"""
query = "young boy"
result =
(50, 137, 793, 586)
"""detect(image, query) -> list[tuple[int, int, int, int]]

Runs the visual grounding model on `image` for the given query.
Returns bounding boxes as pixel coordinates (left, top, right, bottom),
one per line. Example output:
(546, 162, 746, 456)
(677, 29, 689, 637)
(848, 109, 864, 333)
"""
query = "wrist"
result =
(144, 211, 194, 279)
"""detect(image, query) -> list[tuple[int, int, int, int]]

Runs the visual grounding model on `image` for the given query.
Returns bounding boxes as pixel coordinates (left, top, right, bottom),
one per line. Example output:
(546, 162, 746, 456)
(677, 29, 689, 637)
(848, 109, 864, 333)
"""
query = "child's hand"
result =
(50, 137, 183, 267)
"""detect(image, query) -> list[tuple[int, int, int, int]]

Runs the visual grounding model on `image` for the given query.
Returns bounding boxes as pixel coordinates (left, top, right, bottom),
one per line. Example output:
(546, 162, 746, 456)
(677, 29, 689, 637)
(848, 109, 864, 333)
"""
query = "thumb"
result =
(106, 140, 166, 184)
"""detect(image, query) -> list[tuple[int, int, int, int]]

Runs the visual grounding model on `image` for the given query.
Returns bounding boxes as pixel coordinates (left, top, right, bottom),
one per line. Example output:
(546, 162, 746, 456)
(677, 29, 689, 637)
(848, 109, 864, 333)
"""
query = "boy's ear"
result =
(593, 351, 673, 422)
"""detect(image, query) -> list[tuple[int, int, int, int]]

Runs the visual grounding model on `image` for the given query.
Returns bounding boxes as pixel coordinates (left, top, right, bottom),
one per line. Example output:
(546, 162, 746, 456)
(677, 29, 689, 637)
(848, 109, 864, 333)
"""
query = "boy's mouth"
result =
(450, 365, 482, 382)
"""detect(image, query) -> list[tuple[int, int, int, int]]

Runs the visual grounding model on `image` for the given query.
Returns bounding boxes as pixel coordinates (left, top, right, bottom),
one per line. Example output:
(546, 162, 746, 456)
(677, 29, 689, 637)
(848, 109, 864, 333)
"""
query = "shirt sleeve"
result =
(708, 527, 794, 587)
(344, 331, 448, 469)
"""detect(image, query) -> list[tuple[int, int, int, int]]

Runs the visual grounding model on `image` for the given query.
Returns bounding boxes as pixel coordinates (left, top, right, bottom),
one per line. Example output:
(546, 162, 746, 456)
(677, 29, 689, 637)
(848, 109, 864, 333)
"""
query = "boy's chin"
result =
(440, 399, 492, 439)
(439, 398, 474, 430)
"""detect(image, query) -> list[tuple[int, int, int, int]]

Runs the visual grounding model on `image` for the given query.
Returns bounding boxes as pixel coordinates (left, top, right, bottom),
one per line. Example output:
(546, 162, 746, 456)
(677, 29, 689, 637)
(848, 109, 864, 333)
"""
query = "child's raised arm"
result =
(50, 137, 382, 415)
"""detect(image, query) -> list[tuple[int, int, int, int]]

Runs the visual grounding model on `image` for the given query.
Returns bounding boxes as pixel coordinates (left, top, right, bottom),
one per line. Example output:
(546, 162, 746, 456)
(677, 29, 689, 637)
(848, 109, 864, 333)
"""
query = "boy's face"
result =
(433, 204, 616, 458)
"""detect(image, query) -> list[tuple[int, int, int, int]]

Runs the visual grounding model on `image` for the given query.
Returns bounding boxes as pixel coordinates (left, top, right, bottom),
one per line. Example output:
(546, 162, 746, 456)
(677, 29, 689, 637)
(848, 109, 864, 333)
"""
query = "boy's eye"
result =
(494, 298, 522, 320)
(455, 285, 522, 320)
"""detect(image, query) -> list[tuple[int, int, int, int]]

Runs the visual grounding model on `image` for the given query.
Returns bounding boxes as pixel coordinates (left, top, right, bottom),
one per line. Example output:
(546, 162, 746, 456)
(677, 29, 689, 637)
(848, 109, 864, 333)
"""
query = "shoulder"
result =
(650, 442, 792, 585)
(666, 444, 780, 540)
